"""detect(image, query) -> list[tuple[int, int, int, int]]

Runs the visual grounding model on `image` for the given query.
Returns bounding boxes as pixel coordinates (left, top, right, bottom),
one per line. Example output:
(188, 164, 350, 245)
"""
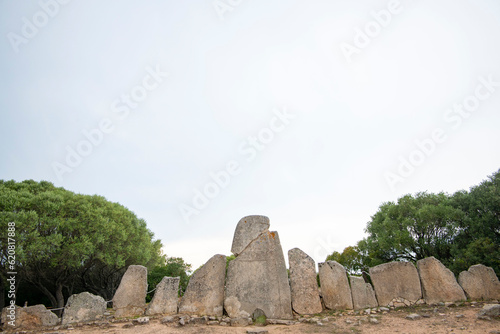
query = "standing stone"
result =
(146, 277, 180, 315)
(225, 224, 293, 320)
(231, 215, 270, 256)
(417, 257, 466, 304)
(318, 261, 353, 310)
(458, 264, 500, 301)
(350, 276, 378, 310)
(1, 305, 59, 329)
(288, 248, 322, 314)
(62, 292, 106, 325)
(179, 254, 226, 316)
(369, 261, 422, 307)
(112, 265, 147, 317)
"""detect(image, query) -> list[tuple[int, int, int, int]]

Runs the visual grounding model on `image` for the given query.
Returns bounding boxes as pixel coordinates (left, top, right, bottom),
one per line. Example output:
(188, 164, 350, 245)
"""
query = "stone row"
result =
(2, 215, 499, 330)
(317, 256, 500, 311)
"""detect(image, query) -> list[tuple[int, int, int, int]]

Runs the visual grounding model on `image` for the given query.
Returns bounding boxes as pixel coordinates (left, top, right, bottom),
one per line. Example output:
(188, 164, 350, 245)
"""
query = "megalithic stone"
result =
(350, 276, 378, 310)
(179, 254, 226, 316)
(369, 261, 422, 307)
(288, 248, 322, 314)
(458, 264, 500, 300)
(112, 265, 147, 317)
(146, 276, 179, 315)
(417, 257, 466, 304)
(62, 292, 106, 325)
(225, 216, 292, 320)
(318, 261, 353, 310)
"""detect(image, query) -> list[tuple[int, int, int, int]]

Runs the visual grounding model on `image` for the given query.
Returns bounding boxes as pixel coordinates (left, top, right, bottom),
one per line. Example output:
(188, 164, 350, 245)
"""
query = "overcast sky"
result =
(1, 0, 500, 270)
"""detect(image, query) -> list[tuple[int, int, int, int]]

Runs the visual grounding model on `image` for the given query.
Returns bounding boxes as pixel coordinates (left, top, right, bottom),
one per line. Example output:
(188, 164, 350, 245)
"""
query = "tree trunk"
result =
(55, 283, 65, 311)
(54, 283, 64, 318)
(35, 282, 57, 308)
(65, 284, 73, 299)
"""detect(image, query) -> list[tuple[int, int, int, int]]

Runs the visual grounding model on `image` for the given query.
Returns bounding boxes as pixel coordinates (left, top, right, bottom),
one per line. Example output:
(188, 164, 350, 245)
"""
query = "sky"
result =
(1, 0, 500, 270)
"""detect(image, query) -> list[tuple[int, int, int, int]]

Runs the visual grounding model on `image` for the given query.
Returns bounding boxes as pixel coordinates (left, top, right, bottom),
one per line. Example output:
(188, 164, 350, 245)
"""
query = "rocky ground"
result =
(3, 301, 499, 334)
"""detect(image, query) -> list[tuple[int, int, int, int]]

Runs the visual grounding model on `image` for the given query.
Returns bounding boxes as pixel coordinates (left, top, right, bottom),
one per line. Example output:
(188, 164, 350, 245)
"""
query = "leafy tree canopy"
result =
(362, 192, 463, 264)
(147, 257, 192, 301)
(326, 169, 500, 278)
(0, 180, 165, 308)
(326, 246, 364, 275)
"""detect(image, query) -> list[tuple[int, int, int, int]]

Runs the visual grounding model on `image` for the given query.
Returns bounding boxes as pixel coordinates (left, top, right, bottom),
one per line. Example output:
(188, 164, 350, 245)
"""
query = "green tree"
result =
(0, 180, 164, 309)
(355, 238, 385, 272)
(324, 169, 500, 280)
(326, 246, 364, 275)
(450, 169, 500, 276)
(360, 192, 463, 267)
(147, 257, 192, 301)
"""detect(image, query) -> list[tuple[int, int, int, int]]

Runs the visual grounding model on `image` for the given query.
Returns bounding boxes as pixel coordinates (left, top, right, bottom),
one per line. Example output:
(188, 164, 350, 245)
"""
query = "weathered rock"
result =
(61, 292, 106, 325)
(132, 316, 150, 325)
(417, 257, 466, 304)
(350, 276, 378, 310)
(225, 230, 293, 319)
(179, 254, 226, 316)
(190, 316, 207, 325)
(178, 315, 188, 326)
(251, 308, 266, 321)
(288, 248, 322, 314)
(1, 304, 59, 329)
(406, 313, 422, 320)
(161, 315, 178, 323)
(146, 276, 179, 315)
(247, 329, 269, 334)
(112, 265, 148, 317)
(230, 317, 252, 326)
(231, 215, 270, 256)
(369, 261, 422, 307)
(477, 304, 500, 318)
(266, 319, 296, 325)
(387, 296, 424, 308)
(458, 264, 500, 300)
(318, 261, 353, 310)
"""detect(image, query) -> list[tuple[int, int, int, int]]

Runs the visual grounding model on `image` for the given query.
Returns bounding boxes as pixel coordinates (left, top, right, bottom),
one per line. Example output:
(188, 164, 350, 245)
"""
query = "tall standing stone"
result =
(62, 292, 107, 325)
(288, 248, 322, 314)
(458, 264, 500, 300)
(179, 254, 226, 316)
(417, 257, 466, 304)
(318, 261, 353, 310)
(350, 276, 378, 310)
(146, 276, 180, 315)
(112, 265, 147, 317)
(225, 216, 292, 320)
(369, 261, 422, 307)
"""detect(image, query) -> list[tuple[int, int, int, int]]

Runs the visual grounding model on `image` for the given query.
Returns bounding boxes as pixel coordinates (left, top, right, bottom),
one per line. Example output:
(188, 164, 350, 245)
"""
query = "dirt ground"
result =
(7, 302, 500, 334)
